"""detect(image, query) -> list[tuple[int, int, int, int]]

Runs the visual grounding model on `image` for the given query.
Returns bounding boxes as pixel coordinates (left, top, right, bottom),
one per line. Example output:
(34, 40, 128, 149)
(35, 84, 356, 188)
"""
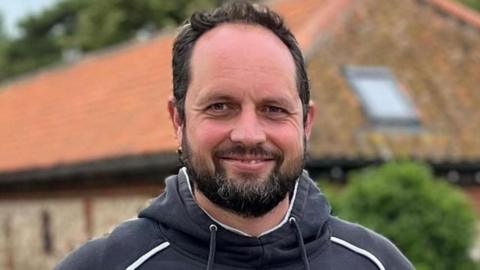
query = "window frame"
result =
(343, 65, 420, 129)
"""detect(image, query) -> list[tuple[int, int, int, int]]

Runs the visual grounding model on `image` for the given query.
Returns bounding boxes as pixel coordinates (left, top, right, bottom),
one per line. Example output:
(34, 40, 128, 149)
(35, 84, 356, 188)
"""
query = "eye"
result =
(264, 106, 285, 113)
(209, 103, 229, 111)
(205, 102, 236, 116)
(262, 105, 289, 119)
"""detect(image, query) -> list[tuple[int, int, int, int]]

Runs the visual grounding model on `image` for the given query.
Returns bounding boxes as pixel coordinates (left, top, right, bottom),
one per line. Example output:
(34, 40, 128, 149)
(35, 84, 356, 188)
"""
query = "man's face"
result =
(170, 24, 314, 217)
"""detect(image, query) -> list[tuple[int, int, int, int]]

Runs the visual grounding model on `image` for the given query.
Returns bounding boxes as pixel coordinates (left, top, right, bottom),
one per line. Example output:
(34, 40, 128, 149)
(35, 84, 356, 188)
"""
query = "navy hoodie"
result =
(55, 168, 414, 270)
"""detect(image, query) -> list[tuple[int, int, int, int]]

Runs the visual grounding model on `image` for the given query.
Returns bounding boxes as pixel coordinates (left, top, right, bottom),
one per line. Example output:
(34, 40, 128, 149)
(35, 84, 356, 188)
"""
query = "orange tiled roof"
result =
(426, 0, 480, 29)
(0, 0, 354, 172)
(307, 0, 480, 162)
(1, 0, 479, 173)
(0, 36, 176, 172)
(271, 0, 354, 54)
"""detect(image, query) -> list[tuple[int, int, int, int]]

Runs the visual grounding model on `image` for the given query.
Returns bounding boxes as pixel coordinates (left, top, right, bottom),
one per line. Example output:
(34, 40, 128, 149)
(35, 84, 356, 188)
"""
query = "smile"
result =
(224, 158, 271, 163)
(239, 160, 263, 164)
(218, 156, 275, 174)
(218, 155, 275, 162)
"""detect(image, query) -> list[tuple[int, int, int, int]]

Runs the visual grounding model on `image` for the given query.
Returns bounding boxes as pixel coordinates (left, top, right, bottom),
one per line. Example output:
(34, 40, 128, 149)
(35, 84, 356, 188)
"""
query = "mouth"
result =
(217, 155, 275, 174)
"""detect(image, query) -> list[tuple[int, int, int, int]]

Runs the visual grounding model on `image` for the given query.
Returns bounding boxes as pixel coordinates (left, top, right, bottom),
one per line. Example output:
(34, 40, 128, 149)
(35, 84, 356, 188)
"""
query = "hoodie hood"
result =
(139, 167, 331, 269)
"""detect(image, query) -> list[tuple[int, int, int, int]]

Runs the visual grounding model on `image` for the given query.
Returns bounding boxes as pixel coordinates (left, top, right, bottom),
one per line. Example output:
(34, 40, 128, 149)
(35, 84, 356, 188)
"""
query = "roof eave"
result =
(0, 152, 180, 185)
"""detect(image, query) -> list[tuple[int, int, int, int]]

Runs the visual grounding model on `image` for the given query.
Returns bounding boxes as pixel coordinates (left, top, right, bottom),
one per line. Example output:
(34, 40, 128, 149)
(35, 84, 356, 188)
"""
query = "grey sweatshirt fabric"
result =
(55, 168, 414, 270)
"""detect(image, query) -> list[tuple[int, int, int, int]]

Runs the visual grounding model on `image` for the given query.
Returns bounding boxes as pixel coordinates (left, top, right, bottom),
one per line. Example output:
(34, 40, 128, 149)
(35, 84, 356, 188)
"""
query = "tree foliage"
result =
(331, 161, 477, 270)
(0, 14, 8, 79)
(0, 0, 224, 82)
(0, 14, 7, 41)
(457, 0, 480, 11)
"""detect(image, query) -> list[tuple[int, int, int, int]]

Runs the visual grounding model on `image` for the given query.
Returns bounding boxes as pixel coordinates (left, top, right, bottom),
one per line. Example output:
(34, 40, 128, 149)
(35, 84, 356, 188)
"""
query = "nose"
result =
(230, 108, 266, 146)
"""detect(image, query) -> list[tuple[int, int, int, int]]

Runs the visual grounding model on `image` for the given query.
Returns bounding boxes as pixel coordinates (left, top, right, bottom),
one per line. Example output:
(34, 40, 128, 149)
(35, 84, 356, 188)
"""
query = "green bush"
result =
(332, 161, 477, 270)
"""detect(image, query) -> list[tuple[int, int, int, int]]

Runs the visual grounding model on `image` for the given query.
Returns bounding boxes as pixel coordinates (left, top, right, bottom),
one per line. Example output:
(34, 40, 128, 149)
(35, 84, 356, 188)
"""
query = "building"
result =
(0, 0, 479, 269)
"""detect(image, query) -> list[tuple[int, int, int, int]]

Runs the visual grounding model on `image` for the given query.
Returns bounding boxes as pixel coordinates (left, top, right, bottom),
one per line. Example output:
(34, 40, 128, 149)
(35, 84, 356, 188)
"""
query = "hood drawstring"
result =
(206, 224, 218, 270)
(289, 217, 311, 270)
(207, 219, 311, 270)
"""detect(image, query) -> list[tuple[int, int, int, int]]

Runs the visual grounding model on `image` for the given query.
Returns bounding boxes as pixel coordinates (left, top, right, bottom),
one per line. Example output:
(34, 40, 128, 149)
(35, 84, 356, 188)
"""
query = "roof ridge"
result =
(424, 0, 480, 29)
(295, 0, 356, 56)
(0, 29, 174, 92)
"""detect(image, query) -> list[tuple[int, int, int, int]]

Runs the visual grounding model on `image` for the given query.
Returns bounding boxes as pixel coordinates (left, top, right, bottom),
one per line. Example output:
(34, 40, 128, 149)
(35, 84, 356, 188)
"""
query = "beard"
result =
(180, 133, 305, 218)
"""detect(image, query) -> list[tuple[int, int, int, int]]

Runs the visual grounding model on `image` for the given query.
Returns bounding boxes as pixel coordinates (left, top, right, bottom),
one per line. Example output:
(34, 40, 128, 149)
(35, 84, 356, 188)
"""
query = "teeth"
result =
(241, 160, 260, 163)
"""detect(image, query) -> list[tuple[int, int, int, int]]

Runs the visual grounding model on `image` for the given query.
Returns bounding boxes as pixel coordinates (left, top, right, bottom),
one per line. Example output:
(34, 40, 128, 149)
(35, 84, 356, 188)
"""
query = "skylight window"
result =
(343, 66, 419, 127)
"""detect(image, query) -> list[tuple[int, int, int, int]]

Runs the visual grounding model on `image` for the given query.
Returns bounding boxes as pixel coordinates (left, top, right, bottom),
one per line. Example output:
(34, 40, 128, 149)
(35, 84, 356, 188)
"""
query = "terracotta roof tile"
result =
(271, 0, 355, 54)
(0, 0, 353, 172)
(426, 0, 480, 29)
(307, 0, 480, 162)
(0, 36, 176, 172)
(1, 0, 478, 173)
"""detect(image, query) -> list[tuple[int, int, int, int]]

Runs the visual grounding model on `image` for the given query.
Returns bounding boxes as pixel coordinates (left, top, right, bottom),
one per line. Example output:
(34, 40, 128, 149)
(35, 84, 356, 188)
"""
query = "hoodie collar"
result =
(181, 167, 300, 237)
(140, 167, 331, 269)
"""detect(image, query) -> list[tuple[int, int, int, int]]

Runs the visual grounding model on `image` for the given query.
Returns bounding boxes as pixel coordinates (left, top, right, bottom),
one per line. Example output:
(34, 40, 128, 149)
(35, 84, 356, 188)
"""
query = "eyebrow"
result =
(260, 97, 299, 110)
(196, 93, 237, 105)
(195, 89, 299, 109)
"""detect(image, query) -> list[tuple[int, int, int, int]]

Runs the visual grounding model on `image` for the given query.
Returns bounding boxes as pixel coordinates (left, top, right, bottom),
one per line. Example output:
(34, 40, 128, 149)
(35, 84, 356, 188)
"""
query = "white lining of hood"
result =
(125, 242, 170, 270)
(331, 236, 386, 270)
(181, 167, 299, 238)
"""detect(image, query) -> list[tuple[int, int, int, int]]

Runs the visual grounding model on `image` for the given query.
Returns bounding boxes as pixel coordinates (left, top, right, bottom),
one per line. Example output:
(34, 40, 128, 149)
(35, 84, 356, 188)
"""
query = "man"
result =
(56, 2, 413, 269)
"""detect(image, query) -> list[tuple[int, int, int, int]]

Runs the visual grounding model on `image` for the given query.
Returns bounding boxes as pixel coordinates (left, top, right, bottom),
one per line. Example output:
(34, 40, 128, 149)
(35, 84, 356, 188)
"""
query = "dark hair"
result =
(172, 1, 310, 123)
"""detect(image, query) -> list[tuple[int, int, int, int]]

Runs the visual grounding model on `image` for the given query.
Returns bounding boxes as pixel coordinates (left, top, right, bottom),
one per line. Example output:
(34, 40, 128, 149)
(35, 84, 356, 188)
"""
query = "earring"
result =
(176, 146, 183, 155)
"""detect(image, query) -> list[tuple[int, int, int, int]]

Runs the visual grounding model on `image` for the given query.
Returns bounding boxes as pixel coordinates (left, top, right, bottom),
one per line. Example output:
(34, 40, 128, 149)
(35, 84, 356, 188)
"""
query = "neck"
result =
(194, 188, 290, 237)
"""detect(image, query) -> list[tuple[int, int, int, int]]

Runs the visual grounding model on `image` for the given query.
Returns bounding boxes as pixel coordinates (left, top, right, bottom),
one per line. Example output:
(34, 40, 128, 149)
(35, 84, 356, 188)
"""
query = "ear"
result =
(168, 96, 183, 144)
(304, 101, 315, 140)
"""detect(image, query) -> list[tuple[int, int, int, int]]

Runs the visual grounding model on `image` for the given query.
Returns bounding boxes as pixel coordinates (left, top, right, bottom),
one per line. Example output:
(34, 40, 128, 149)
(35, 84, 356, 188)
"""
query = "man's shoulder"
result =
(55, 217, 164, 270)
(328, 216, 414, 270)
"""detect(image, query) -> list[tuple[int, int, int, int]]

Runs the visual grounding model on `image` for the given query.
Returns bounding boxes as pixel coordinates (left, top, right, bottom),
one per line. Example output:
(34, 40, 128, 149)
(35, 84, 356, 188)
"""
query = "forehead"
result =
(191, 23, 295, 69)
(188, 23, 298, 100)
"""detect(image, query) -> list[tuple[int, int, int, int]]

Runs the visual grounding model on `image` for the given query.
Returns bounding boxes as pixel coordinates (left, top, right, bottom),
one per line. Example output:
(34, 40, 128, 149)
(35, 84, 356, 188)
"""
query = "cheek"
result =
(267, 124, 305, 156)
(187, 122, 231, 153)
(185, 122, 231, 175)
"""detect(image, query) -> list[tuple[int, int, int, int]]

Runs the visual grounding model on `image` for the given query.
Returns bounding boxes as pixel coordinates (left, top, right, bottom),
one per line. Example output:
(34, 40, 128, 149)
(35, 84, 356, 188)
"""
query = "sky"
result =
(0, 0, 58, 37)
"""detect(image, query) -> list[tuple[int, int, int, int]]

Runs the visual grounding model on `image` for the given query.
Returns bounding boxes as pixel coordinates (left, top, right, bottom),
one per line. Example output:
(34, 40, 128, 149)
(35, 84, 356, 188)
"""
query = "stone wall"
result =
(0, 193, 157, 270)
